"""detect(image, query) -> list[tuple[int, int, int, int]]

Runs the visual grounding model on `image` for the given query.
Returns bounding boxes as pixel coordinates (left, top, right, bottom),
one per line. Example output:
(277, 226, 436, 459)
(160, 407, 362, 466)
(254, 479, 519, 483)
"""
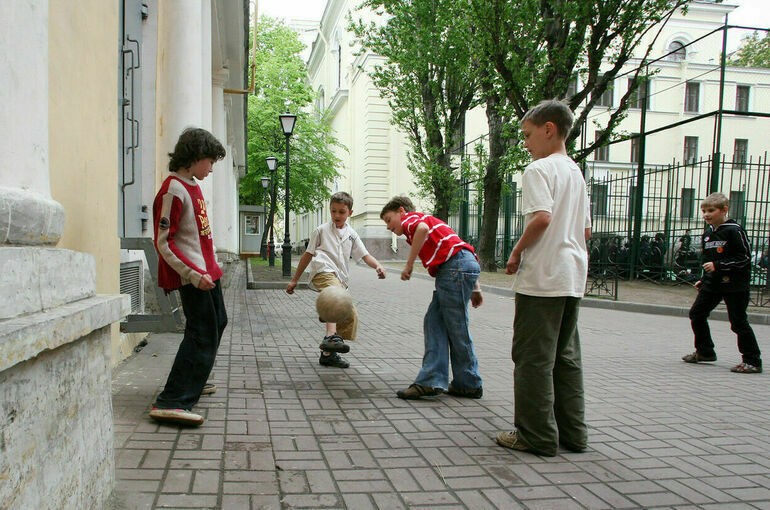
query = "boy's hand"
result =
(401, 262, 413, 281)
(197, 274, 215, 290)
(506, 250, 521, 275)
(286, 280, 298, 294)
(375, 265, 386, 279)
(695, 280, 702, 290)
(702, 262, 715, 273)
(471, 291, 483, 308)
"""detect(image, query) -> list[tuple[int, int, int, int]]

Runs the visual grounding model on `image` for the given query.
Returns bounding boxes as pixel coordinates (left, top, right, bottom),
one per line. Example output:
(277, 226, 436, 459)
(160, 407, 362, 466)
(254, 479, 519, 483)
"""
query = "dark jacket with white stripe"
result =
(699, 219, 752, 293)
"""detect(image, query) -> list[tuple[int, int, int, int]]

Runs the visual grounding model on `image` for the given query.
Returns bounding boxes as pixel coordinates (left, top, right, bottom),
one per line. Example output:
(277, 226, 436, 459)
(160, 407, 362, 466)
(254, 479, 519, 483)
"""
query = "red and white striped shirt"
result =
(401, 212, 475, 276)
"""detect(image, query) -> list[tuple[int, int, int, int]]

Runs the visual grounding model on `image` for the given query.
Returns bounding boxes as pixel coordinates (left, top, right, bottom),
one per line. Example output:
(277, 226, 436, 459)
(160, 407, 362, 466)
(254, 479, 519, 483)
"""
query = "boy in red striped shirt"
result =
(381, 196, 483, 399)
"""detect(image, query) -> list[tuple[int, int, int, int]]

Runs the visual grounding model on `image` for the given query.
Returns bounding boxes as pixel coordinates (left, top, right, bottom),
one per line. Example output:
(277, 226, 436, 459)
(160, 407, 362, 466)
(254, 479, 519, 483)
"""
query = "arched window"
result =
(668, 40, 686, 61)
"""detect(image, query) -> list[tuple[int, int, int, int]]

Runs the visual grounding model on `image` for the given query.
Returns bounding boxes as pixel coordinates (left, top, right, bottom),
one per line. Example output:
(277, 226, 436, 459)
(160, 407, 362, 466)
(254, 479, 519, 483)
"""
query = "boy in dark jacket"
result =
(682, 192, 762, 373)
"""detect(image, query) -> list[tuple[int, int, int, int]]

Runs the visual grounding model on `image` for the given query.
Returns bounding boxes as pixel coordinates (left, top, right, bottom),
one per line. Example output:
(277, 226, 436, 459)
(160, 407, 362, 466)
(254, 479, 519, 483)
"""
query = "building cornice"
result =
(328, 88, 349, 117)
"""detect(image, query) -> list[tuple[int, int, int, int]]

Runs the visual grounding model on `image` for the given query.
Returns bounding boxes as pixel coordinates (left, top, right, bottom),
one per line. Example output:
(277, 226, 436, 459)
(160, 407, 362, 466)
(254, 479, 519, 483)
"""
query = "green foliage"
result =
(351, 0, 479, 220)
(241, 18, 342, 212)
(729, 31, 770, 68)
(468, 0, 687, 161)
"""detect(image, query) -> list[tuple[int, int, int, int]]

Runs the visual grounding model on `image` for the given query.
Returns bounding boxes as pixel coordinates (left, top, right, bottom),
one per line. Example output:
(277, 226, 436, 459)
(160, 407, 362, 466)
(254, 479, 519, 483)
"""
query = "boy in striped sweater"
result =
(380, 196, 483, 400)
(149, 127, 228, 426)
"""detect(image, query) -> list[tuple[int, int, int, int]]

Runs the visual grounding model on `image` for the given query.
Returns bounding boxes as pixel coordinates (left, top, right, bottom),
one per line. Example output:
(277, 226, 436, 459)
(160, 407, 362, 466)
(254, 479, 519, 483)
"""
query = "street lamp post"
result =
(278, 111, 297, 278)
(265, 156, 278, 267)
(260, 176, 270, 260)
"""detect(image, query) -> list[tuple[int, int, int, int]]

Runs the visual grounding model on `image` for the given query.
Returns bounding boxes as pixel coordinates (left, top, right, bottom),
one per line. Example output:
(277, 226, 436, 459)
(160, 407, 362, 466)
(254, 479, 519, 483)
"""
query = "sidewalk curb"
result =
(407, 271, 770, 326)
(246, 261, 309, 290)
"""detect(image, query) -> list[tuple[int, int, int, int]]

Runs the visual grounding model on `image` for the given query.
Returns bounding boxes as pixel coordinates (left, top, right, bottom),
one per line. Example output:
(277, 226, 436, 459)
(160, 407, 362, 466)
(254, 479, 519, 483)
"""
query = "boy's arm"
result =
(402, 222, 429, 281)
(714, 227, 752, 273)
(506, 211, 551, 274)
(286, 252, 314, 294)
(361, 254, 386, 279)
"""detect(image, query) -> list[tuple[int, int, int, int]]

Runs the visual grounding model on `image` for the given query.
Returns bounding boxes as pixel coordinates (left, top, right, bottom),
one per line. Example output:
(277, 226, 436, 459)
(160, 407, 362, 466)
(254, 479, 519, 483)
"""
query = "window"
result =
(729, 190, 746, 223)
(591, 184, 608, 217)
(628, 78, 650, 109)
(244, 214, 260, 235)
(594, 82, 614, 107)
(337, 43, 342, 89)
(733, 138, 748, 169)
(736, 85, 750, 112)
(668, 40, 686, 61)
(680, 187, 695, 220)
(630, 134, 640, 163)
(685, 82, 700, 113)
(594, 131, 609, 161)
(684, 136, 698, 164)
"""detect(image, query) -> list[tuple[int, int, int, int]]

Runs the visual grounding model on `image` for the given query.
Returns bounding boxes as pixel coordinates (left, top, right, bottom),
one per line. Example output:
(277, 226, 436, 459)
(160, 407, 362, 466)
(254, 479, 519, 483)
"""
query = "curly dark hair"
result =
(380, 195, 415, 218)
(168, 127, 226, 172)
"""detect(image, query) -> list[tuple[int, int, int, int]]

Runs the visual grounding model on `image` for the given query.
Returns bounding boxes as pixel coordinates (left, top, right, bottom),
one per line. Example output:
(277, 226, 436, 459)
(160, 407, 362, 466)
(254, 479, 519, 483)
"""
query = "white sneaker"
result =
(202, 383, 217, 395)
(149, 407, 204, 426)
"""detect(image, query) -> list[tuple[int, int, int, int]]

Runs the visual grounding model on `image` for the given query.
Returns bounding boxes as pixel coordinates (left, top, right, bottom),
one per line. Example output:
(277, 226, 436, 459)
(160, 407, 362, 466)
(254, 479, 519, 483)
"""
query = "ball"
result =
(316, 286, 353, 323)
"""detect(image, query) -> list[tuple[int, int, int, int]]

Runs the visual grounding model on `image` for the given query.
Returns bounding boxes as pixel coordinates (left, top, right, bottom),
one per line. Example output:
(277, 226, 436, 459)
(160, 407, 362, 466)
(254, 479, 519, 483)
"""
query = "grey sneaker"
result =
(201, 383, 216, 395)
(496, 431, 531, 452)
(682, 351, 717, 363)
(149, 407, 204, 426)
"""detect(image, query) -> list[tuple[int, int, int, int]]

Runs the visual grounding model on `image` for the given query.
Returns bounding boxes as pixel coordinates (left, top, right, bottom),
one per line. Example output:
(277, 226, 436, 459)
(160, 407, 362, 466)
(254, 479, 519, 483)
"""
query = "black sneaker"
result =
(319, 352, 350, 368)
(319, 334, 350, 353)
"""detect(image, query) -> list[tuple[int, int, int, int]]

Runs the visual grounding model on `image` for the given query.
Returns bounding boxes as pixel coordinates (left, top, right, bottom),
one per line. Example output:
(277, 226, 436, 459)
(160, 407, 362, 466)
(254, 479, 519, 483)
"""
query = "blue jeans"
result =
(154, 280, 228, 410)
(414, 249, 482, 391)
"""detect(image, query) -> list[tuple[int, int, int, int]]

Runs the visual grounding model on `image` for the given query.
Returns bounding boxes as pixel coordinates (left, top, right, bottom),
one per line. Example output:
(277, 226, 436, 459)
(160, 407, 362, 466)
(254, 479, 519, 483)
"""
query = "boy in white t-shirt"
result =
(496, 99, 592, 457)
(286, 192, 385, 368)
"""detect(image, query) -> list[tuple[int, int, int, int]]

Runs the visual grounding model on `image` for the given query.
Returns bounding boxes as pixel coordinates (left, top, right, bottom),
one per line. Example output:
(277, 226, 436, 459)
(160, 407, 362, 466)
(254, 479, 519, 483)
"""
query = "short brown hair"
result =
(701, 192, 729, 210)
(330, 191, 353, 210)
(380, 195, 415, 218)
(521, 99, 574, 139)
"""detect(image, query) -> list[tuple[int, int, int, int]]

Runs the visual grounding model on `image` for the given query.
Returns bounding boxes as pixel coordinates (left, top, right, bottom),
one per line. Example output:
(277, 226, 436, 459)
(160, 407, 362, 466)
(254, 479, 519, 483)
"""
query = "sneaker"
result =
(319, 352, 350, 368)
(201, 383, 216, 395)
(319, 334, 350, 353)
(447, 383, 483, 399)
(149, 407, 204, 426)
(396, 384, 443, 400)
(496, 431, 531, 452)
(730, 362, 762, 374)
(682, 351, 717, 363)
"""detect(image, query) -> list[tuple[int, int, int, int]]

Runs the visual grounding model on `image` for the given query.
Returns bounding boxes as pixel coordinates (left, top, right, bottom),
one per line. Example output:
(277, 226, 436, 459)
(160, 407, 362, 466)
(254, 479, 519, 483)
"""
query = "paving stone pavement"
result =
(111, 261, 770, 509)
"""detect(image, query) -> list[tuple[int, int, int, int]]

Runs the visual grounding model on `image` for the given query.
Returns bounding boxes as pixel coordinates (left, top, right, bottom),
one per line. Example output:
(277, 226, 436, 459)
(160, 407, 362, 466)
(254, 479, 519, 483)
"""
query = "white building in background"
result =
(295, 0, 769, 257)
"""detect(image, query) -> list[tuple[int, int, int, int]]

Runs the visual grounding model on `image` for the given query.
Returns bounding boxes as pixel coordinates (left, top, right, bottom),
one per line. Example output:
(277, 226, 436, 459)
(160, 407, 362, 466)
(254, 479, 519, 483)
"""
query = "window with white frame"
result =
(668, 40, 686, 61)
(594, 131, 609, 161)
(684, 82, 700, 113)
(735, 85, 750, 112)
(683, 136, 698, 164)
(628, 78, 650, 110)
(733, 138, 748, 169)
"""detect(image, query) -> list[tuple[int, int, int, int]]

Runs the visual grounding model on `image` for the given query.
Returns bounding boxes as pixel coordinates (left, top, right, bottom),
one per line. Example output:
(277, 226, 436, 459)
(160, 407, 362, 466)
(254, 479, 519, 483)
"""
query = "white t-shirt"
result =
(512, 153, 591, 298)
(305, 221, 369, 289)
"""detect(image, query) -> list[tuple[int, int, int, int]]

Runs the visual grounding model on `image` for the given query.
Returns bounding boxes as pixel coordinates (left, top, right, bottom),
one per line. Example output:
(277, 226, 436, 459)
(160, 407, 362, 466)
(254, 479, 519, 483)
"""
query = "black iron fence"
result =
(449, 154, 770, 306)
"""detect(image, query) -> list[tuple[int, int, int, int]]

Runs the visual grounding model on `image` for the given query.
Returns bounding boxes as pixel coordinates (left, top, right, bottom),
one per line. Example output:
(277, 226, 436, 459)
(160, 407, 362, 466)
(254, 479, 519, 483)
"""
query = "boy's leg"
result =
(438, 251, 482, 391)
(154, 284, 221, 410)
(311, 273, 351, 363)
(553, 297, 587, 451)
(688, 289, 722, 358)
(511, 294, 562, 457)
(203, 280, 228, 384)
(723, 291, 762, 367)
(335, 302, 358, 341)
(413, 289, 450, 389)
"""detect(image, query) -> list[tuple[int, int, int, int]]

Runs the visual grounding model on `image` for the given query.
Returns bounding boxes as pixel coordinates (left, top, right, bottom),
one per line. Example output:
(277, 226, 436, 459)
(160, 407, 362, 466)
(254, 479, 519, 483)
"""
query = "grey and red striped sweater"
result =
(153, 175, 222, 290)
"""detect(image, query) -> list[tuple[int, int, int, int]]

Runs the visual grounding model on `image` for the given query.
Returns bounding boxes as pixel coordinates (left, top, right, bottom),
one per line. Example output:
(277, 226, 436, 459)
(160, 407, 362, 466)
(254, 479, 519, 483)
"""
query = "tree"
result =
(351, 0, 479, 220)
(466, 0, 687, 270)
(241, 18, 342, 225)
(729, 31, 770, 68)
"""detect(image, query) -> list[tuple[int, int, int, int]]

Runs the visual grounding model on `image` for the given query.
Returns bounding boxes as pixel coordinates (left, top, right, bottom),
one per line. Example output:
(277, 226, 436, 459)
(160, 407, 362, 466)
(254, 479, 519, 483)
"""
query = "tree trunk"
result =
(478, 95, 506, 272)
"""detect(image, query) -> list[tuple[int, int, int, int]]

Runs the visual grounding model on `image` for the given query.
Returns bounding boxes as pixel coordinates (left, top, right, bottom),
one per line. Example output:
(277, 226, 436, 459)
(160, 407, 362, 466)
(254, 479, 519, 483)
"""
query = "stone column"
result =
(0, 2, 128, 507)
(212, 69, 238, 257)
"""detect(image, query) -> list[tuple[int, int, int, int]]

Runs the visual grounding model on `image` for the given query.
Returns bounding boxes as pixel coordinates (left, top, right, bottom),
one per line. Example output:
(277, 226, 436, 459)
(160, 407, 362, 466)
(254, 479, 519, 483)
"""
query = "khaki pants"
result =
(311, 272, 358, 341)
